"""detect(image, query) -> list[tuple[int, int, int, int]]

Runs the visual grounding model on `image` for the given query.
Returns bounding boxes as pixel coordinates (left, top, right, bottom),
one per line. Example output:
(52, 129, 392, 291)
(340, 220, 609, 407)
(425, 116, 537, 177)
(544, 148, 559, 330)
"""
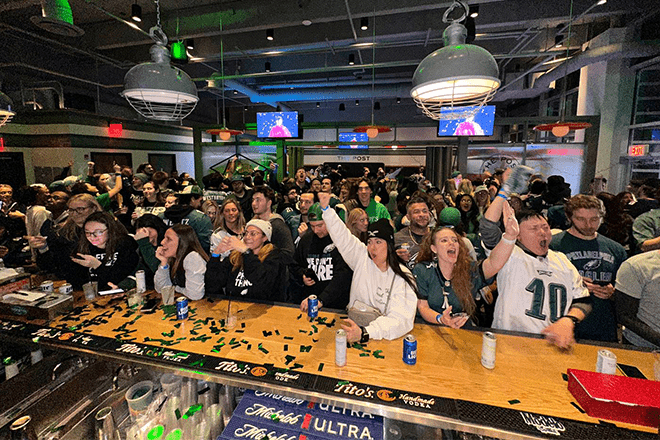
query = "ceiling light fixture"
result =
(360, 17, 368, 31)
(206, 18, 242, 141)
(131, 2, 142, 22)
(30, 0, 84, 37)
(469, 5, 479, 18)
(121, 0, 198, 121)
(534, 0, 591, 138)
(410, 0, 500, 120)
(0, 92, 15, 127)
(355, 100, 359, 106)
(266, 28, 274, 41)
(316, 102, 320, 108)
(186, 39, 194, 50)
(339, 103, 345, 111)
(354, 11, 391, 139)
(554, 34, 564, 48)
(265, 62, 271, 72)
(396, 97, 401, 104)
(348, 54, 355, 65)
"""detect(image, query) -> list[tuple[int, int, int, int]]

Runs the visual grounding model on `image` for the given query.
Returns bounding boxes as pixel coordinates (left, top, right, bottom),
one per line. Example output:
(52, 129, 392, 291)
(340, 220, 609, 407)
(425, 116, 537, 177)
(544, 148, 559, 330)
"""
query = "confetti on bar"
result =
(318, 363, 324, 372)
(284, 345, 288, 351)
(235, 330, 244, 333)
(247, 344, 251, 350)
(561, 373, 568, 382)
(291, 363, 304, 370)
(174, 323, 181, 328)
(231, 344, 240, 349)
(275, 330, 280, 336)
(299, 329, 307, 334)
(359, 353, 369, 357)
(373, 350, 384, 359)
(300, 345, 312, 353)
(285, 355, 296, 365)
(508, 399, 520, 405)
(297, 314, 302, 320)
(162, 330, 174, 337)
(262, 330, 273, 337)
(312, 339, 318, 343)
(311, 325, 318, 333)
(241, 322, 246, 328)
(571, 402, 585, 413)
(259, 346, 269, 354)
(284, 336, 294, 340)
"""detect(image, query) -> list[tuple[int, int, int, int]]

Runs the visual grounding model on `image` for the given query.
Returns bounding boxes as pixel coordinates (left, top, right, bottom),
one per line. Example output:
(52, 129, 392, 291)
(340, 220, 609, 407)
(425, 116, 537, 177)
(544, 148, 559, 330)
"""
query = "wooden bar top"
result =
(6, 291, 657, 438)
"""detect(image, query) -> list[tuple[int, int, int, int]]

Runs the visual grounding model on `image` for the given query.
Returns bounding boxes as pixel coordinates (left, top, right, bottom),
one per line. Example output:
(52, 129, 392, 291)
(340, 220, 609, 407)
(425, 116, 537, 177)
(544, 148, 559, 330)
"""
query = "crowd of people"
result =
(1, 159, 659, 349)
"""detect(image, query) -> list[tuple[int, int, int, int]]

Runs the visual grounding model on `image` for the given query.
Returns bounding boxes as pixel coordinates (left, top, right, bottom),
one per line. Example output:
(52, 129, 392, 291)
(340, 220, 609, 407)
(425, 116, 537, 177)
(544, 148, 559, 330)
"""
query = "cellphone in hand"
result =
(450, 312, 468, 318)
(304, 268, 319, 282)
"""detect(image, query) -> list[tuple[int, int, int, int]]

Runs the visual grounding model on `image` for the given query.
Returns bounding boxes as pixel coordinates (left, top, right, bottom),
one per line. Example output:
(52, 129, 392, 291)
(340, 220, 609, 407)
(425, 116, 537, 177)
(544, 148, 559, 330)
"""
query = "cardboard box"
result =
(0, 291, 73, 322)
(0, 271, 31, 295)
(567, 368, 660, 427)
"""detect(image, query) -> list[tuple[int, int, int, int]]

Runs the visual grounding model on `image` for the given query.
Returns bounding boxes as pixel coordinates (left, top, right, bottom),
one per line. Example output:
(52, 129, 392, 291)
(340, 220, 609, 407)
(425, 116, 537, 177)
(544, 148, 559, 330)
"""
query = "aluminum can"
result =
(481, 332, 496, 369)
(58, 283, 73, 295)
(135, 270, 146, 293)
(335, 329, 347, 367)
(176, 297, 189, 320)
(403, 334, 417, 365)
(596, 349, 617, 375)
(307, 295, 318, 320)
(39, 281, 53, 293)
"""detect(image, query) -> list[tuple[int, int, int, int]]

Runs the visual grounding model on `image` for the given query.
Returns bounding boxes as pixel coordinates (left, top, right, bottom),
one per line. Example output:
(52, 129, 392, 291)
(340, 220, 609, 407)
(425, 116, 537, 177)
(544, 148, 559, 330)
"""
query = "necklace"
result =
(408, 228, 426, 246)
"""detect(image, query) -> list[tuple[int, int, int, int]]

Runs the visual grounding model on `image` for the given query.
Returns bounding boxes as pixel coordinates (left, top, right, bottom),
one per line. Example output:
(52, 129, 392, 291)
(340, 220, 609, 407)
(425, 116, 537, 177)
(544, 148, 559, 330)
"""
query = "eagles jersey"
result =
(492, 245, 589, 334)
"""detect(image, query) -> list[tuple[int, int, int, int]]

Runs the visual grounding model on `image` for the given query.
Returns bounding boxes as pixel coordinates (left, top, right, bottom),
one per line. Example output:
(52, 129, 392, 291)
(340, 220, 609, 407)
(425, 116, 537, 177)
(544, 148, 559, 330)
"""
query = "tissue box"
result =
(567, 368, 660, 427)
(0, 272, 31, 295)
(0, 291, 73, 322)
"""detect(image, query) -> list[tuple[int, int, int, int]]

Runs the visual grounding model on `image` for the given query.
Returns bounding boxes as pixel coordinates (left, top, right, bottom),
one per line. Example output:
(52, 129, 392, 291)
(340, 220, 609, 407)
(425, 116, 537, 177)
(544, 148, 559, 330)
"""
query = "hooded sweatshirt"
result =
(160, 205, 213, 253)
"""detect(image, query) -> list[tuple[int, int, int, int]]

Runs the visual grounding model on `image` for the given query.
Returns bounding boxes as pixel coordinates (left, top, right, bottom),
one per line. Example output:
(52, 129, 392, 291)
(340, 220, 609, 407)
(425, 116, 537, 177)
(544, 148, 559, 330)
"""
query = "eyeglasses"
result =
(85, 229, 107, 238)
(245, 230, 264, 238)
(70, 206, 92, 214)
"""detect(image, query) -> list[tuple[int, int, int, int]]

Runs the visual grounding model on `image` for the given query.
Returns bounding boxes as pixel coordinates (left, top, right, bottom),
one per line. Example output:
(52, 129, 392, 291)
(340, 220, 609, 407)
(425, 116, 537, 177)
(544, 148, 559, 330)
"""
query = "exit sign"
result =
(628, 144, 649, 157)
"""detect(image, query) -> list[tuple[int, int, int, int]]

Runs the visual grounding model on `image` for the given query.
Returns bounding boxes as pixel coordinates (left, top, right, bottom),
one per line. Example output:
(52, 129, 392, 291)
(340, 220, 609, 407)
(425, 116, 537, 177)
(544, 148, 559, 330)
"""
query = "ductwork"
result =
(533, 41, 660, 90)
(225, 79, 410, 105)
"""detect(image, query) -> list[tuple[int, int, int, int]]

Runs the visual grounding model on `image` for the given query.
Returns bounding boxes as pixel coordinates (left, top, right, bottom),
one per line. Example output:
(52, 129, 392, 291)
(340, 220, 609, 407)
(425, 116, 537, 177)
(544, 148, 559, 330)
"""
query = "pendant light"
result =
(534, 0, 591, 137)
(206, 18, 243, 141)
(0, 92, 15, 127)
(121, 0, 198, 121)
(354, 11, 391, 139)
(410, 1, 499, 120)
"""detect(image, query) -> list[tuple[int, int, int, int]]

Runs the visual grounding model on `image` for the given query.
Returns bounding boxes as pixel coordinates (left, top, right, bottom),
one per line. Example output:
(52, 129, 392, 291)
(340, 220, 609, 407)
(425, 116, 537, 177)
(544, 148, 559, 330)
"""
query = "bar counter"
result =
(1, 292, 658, 440)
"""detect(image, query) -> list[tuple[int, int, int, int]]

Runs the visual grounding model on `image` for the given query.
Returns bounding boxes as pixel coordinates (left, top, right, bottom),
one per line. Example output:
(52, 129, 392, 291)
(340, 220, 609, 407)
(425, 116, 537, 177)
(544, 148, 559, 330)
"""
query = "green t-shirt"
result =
(413, 259, 490, 327)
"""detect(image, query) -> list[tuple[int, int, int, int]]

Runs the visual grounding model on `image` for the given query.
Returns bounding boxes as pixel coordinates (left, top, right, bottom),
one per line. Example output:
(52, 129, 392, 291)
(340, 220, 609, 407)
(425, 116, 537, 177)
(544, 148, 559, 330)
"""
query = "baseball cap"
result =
(307, 203, 324, 222)
(246, 219, 272, 241)
(451, 171, 461, 178)
(134, 173, 149, 184)
(180, 185, 203, 196)
(367, 218, 394, 244)
(474, 185, 488, 194)
(438, 207, 461, 227)
(231, 174, 244, 182)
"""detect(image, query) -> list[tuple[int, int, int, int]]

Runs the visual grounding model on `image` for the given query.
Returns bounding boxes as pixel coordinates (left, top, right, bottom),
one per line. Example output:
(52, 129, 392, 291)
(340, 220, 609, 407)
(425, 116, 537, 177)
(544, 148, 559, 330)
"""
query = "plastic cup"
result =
(95, 407, 116, 440)
(125, 380, 154, 421)
(83, 281, 98, 301)
(206, 403, 223, 440)
(161, 286, 175, 306)
(165, 428, 183, 440)
(179, 378, 196, 412)
(160, 373, 182, 397)
(5, 362, 19, 380)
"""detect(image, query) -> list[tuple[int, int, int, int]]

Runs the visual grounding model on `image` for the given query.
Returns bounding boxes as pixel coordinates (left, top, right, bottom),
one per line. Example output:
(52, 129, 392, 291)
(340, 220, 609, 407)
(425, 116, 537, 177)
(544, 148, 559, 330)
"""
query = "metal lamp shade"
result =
(122, 45, 199, 121)
(0, 91, 15, 126)
(411, 22, 500, 120)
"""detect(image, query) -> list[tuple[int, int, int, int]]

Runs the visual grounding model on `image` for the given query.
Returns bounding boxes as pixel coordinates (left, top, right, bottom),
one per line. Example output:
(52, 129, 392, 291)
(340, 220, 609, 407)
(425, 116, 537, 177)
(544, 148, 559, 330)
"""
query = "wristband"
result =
(496, 191, 508, 200)
(500, 235, 517, 245)
(160, 264, 169, 270)
(211, 253, 220, 258)
(321, 205, 330, 211)
(561, 315, 580, 326)
(436, 314, 444, 325)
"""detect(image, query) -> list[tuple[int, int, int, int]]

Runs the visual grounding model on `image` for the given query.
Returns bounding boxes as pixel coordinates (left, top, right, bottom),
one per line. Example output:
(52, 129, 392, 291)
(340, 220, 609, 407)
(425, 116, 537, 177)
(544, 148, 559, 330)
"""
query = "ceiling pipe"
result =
(222, 80, 292, 110)
(533, 41, 660, 90)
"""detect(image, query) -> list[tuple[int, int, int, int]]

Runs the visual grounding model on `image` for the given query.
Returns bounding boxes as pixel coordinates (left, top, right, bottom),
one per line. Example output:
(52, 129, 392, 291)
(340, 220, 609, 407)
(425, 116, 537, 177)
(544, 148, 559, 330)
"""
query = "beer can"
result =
(335, 329, 347, 367)
(307, 295, 318, 320)
(136, 270, 146, 293)
(59, 283, 73, 295)
(403, 334, 417, 365)
(481, 332, 496, 369)
(596, 349, 617, 375)
(40, 281, 54, 293)
(176, 297, 189, 320)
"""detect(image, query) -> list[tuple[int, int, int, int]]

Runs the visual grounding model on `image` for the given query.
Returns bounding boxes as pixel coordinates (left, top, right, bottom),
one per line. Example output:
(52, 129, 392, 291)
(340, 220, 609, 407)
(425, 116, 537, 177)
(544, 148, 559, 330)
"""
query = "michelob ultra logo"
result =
(520, 412, 566, 436)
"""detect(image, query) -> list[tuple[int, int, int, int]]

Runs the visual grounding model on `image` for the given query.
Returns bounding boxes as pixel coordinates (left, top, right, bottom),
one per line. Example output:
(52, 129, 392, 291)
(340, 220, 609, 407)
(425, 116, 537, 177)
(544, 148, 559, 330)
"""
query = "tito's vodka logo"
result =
(243, 403, 302, 425)
(520, 412, 566, 436)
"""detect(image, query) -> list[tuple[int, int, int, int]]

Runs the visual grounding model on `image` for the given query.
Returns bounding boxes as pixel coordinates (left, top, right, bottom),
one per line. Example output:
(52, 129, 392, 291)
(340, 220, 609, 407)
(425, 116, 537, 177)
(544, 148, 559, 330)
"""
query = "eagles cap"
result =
(367, 218, 394, 244)
(307, 203, 324, 222)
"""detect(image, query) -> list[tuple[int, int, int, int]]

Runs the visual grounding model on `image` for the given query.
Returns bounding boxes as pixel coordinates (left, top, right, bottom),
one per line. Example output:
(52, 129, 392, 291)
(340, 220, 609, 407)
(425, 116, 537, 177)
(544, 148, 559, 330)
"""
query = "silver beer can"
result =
(136, 270, 146, 293)
(59, 283, 73, 295)
(40, 281, 54, 293)
(481, 332, 496, 369)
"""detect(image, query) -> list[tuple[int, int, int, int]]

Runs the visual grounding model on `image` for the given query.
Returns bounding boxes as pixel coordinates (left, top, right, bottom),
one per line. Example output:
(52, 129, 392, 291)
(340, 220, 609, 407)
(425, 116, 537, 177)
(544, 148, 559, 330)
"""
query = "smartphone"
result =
(304, 268, 319, 282)
(140, 297, 160, 313)
(617, 363, 647, 379)
(451, 312, 468, 318)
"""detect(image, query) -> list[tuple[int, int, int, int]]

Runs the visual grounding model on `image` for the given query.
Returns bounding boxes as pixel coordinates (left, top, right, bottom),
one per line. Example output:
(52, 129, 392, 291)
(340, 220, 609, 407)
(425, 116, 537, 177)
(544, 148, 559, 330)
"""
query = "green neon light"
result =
(170, 41, 187, 61)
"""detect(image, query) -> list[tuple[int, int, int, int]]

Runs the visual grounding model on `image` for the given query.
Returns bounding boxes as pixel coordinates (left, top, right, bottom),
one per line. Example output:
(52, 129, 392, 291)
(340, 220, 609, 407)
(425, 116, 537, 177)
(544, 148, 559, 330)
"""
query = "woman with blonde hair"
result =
(210, 198, 246, 258)
(413, 201, 519, 328)
(443, 179, 458, 207)
(457, 179, 474, 197)
(155, 224, 209, 300)
(205, 219, 287, 301)
(346, 207, 368, 242)
(201, 199, 222, 230)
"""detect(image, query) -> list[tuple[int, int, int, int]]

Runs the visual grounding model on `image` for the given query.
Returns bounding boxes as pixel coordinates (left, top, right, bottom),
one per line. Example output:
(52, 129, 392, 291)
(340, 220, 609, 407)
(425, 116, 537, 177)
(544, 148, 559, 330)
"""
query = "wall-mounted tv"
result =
(338, 132, 368, 149)
(438, 105, 495, 137)
(257, 111, 299, 138)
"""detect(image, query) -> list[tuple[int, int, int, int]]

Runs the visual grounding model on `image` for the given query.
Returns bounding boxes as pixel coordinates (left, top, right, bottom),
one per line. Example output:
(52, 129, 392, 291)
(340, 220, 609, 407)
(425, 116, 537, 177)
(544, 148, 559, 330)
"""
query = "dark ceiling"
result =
(1, 0, 658, 127)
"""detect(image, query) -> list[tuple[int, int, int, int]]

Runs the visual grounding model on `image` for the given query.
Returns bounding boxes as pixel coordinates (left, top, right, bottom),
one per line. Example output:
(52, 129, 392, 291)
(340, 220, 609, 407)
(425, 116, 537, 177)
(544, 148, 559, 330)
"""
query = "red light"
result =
(109, 123, 122, 138)
(628, 144, 648, 157)
(0, 137, 4, 152)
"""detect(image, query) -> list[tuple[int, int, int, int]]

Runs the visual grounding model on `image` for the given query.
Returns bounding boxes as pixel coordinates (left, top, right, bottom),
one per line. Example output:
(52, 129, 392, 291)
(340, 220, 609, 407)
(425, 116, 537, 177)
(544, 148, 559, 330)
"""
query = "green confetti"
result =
(373, 350, 384, 359)
(284, 344, 288, 351)
(311, 325, 318, 333)
(284, 336, 294, 340)
(359, 353, 369, 357)
(275, 330, 280, 335)
(300, 345, 312, 353)
(508, 399, 521, 405)
(318, 363, 324, 372)
(298, 329, 307, 334)
(162, 330, 175, 337)
(284, 355, 295, 365)
(297, 314, 302, 320)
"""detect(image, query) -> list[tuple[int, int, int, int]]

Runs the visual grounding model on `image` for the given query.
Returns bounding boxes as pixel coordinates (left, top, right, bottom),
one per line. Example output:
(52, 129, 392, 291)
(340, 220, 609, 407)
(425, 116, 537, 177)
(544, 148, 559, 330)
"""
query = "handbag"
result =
(347, 275, 396, 327)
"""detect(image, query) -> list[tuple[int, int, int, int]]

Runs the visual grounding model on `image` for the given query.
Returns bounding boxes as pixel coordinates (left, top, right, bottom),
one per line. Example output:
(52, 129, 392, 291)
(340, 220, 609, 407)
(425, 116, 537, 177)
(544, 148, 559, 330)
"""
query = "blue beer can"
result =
(403, 334, 417, 365)
(307, 295, 319, 320)
(176, 297, 189, 320)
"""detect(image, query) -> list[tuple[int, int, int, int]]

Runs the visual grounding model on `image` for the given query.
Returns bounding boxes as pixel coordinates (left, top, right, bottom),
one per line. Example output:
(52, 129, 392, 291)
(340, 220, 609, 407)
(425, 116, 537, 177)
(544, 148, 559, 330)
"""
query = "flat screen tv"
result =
(257, 111, 299, 138)
(338, 132, 368, 149)
(438, 105, 495, 137)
